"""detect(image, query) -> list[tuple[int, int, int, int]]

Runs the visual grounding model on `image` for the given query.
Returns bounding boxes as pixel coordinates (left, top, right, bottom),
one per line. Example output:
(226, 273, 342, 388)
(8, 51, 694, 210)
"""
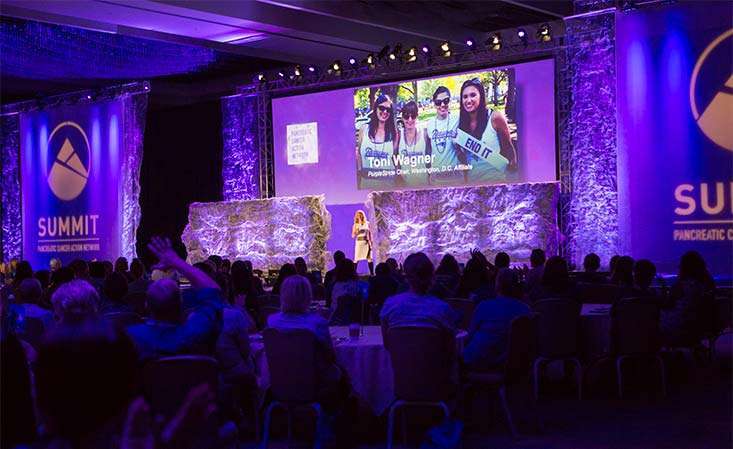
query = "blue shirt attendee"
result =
(463, 269, 530, 370)
(216, 304, 256, 385)
(380, 252, 458, 333)
(14, 278, 54, 331)
(127, 237, 223, 363)
(99, 272, 132, 314)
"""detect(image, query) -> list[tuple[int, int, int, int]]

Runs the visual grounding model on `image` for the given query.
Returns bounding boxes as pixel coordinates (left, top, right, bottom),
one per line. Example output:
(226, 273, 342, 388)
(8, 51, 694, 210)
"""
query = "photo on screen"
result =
(354, 68, 518, 190)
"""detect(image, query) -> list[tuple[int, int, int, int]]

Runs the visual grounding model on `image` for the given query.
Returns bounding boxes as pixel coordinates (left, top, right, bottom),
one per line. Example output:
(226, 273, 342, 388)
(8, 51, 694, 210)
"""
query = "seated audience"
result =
(367, 262, 398, 313)
(33, 269, 51, 291)
(527, 256, 579, 303)
(525, 248, 546, 293)
(576, 252, 607, 283)
(385, 257, 406, 286)
(115, 256, 130, 277)
(463, 269, 530, 370)
(432, 254, 462, 299)
(380, 252, 457, 332)
(51, 280, 99, 324)
(611, 255, 634, 287)
(69, 259, 92, 282)
(230, 260, 262, 320)
(330, 259, 367, 316)
(622, 259, 661, 303)
(128, 258, 151, 295)
(14, 278, 54, 331)
(127, 237, 223, 362)
(216, 294, 256, 387)
(49, 257, 62, 273)
(660, 251, 716, 346)
(100, 272, 132, 314)
(1, 260, 33, 301)
(456, 250, 495, 301)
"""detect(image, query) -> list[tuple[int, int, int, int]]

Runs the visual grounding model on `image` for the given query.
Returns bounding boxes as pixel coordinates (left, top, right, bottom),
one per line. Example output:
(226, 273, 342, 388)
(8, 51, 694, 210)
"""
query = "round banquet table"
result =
(251, 325, 466, 415)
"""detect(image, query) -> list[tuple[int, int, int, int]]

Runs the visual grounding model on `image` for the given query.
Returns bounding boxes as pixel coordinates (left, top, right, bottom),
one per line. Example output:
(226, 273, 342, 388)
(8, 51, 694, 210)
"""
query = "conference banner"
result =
(21, 100, 123, 268)
(616, 3, 733, 276)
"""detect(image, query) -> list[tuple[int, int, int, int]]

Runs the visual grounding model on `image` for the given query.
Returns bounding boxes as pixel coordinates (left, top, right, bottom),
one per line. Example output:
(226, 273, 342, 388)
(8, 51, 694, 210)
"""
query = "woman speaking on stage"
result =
(457, 78, 518, 183)
(351, 210, 374, 275)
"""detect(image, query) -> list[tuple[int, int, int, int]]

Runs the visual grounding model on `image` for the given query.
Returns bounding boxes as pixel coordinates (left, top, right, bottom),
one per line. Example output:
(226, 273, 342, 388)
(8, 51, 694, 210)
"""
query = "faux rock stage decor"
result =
(182, 195, 331, 272)
(366, 181, 560, 264)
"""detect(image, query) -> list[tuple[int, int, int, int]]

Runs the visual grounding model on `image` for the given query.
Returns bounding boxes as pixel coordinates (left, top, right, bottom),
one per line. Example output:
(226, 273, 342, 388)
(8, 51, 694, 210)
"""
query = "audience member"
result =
(576, 252, 607, 283)
(525, 248, 546, 293)
(1, 320, 37, 447)
(380, 252, 457, 332)
(69, 259, 91, 281)
(324, 250, 346, 304)
(385, 257, 406, 285)
(272, 263, 296, 295)
(49, 257, 62, 273)
(494, 252, 510, 270)
(660, 251, 715, 346)
(14, 278, 54, 331)
(432, 254, 462, 299)
(33, 269, 51, 290)
(127, 237, 223, 362)
(463, 269, 530, 370)
(35, 321, 138, 446)
(456, 250, 495, 301)
(367, 262, 398, 314)
(216, 290, 256, 387)
(611, 255, 634, 288)
(100, 272, 132, 314)
(609, 255, 620, 275)
(527, 256, 578, 303)
(330, 259, 367, 317)
(51, 280, 99, 324)
(128, 258, 151, 294)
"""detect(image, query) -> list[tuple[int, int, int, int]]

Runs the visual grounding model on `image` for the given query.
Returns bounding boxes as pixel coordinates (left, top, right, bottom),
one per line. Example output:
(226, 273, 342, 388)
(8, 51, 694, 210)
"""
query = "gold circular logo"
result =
(47, 121, 91, 201)
(689, 28, 733, 151)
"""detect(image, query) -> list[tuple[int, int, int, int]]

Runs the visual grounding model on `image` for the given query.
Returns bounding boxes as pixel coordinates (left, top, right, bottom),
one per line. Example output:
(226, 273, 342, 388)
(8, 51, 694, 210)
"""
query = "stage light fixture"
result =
(348, 57, 358, 67)
(307, 65, 316, 73)
(294, 65, 302, 77)
(488, 33, 502, 51)
(277, 71, 285, 78)
(421, 45, 430, 54)
(377, 45, 390, 61)
(405, 46, 418, 63)
(257, 73, 266, 82)
(388, 44, 402, 62)
(364, 53, 376, 68)
(328, 60, 342, 75)
(440, 41, 451, 57)
(537, 23, 552, 42)
(517, 28, 528, 46)
(465, 38, 474, 48)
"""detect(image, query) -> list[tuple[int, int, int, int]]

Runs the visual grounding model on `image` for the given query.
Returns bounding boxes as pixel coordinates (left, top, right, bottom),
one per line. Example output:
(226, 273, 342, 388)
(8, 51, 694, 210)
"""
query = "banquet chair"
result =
(611, 300, 666, 398)
(464, 315, 538, 438)
(384, 326, 455, 449)
(103, 311, 143, 331)
(532, 299, 583, 400)
(446, 298, 476, 330)
(262, 328, 323, 449)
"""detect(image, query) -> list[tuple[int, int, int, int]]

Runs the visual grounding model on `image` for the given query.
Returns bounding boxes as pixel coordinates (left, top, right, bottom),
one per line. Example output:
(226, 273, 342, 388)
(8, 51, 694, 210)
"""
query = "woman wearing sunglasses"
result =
(396, 100, 430, 187)
(356, 93, 398, 189)
(456, 78, 518, 183)
(425, 86, 465, 186)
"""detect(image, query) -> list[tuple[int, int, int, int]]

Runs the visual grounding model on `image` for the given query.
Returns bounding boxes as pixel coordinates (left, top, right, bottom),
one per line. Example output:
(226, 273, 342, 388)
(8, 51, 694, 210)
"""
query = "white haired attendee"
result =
(50, 280, 99, 324)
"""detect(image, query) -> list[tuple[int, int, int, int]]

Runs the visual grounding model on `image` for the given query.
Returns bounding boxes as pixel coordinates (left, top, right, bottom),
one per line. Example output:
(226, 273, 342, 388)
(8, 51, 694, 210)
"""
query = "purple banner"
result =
(616, 3, 733, 276)
(21, 100, 123, 267)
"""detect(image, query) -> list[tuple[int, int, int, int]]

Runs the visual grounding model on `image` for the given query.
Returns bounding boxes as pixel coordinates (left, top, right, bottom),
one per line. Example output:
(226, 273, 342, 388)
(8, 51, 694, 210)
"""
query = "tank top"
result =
(462, 110, 507, 183)
(425, 114, 464, 186)
(397, 127, 429, 187)
(358, 123, 396, 189)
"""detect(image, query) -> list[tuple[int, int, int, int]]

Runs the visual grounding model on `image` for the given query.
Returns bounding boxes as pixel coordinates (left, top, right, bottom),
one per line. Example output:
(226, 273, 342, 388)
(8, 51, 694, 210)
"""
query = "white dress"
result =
(353, 222, 371, 262)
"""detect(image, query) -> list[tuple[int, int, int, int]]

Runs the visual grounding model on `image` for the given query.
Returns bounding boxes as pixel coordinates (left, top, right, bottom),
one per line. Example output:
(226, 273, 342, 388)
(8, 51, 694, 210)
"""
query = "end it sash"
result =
(454, 128, 509, 171)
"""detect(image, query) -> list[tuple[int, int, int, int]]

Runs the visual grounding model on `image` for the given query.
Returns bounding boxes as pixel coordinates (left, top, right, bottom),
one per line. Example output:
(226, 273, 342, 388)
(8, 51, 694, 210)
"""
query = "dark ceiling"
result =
(0, 0, 574, 108)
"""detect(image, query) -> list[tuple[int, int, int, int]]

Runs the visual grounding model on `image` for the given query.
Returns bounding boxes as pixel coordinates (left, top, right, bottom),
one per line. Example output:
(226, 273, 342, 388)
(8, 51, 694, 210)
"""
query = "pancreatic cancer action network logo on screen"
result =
(689, 28, 733, 152)
(47, 121, 91, 201)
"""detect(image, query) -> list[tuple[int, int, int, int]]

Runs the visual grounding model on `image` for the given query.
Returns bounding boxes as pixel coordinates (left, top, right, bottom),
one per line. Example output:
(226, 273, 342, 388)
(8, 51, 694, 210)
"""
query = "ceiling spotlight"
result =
(257, 73, 266, 82)
(364, 53, 376, 68)
(277, 71, 285, 78)
(328, 60, 342, 75)
(294, 65, 302, 77)
(440, 41, 451, 57)
(488, 33, 502, 51)
(85, 94, 92, 100)
(388, 44, 402, 61)
(537, 23, 552, 42)
(307, 65, 316, 73)
(517, 28, 528, 46)
(421, 45, 430, 54)
(405, 46, 418, 63)
(465, 38, 474, 48)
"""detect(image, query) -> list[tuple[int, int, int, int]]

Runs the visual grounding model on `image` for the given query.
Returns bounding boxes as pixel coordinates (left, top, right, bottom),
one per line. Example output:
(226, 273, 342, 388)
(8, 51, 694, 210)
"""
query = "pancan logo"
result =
(689, 28, 733, 151)
(47, 121, 91, 201)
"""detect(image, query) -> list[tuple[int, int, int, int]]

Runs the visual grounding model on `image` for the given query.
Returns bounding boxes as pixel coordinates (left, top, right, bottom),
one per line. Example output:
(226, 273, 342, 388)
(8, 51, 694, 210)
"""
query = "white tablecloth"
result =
(252, 325, 466, 415)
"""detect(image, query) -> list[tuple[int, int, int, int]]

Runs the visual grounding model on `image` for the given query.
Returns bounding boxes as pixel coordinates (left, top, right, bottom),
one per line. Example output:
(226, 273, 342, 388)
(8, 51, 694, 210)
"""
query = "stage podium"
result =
(182, 195, 331, 272)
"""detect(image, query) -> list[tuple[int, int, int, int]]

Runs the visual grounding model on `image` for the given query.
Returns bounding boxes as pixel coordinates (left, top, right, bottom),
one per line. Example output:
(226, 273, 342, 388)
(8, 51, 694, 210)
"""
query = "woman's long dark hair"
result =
(458, 78, 489, 139)
(368, 93, 396, 143)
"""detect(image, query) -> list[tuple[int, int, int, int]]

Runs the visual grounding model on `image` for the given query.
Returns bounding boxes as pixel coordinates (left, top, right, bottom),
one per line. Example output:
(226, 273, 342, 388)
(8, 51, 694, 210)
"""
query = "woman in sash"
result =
(356, 94, 398, 190)
(351, 210, 374, 275)
(457, 78, 518, 183)
(396, 101, 430, 187)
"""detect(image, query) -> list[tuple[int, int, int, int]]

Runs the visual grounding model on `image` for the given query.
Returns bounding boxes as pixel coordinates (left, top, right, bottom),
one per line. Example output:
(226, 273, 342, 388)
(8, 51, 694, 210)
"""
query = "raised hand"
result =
(148, 237, 180, 271)
(121, 397, 155, 449)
